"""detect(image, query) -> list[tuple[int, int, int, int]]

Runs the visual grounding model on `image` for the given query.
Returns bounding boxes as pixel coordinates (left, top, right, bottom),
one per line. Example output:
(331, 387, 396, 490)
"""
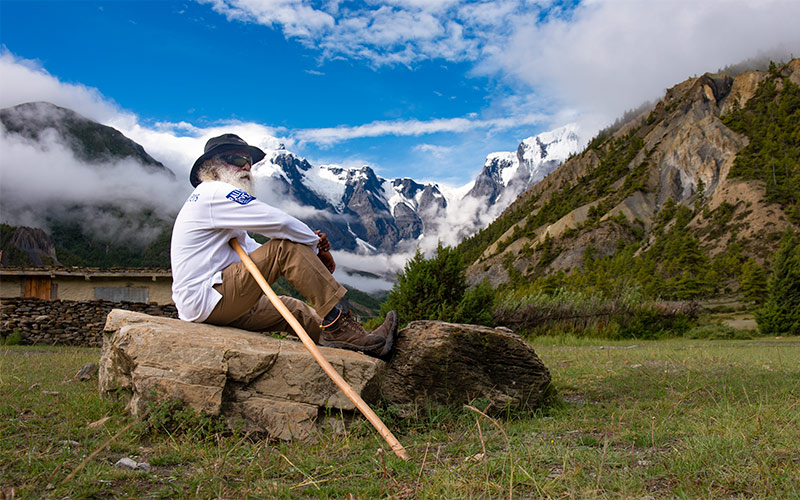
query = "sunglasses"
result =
(219, 153, 252, 168)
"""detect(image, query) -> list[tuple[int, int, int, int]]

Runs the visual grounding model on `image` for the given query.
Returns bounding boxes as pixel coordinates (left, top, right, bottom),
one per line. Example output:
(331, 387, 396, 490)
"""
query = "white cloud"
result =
(0, 121, 187, 242)
(199, 1, 800, 137)
(200, 0, 335, 37)
(489, 0, 800, 130)
(414, 143, 454, 159)
(0, 50, 131, 125)
(332, 249, 411, 292)
(199, 0, 535, 66)
(295, 113, 546, 145)
(0, 51, 287, 184)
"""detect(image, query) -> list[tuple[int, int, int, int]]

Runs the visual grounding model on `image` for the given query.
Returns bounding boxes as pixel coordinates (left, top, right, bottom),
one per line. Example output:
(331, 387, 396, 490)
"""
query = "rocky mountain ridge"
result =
(248, 125, 580, 253)
(0, 225, 61, 267)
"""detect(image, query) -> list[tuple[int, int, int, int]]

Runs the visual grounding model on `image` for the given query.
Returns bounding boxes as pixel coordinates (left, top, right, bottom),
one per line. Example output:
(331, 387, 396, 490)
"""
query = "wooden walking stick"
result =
(229, 238, 410, 460)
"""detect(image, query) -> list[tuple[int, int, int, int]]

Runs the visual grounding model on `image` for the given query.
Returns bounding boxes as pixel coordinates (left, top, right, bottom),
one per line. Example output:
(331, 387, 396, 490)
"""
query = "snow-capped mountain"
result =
(252, 147, 448, 253)
(253, 124, 580, 253)
(466, 124, 581, 207)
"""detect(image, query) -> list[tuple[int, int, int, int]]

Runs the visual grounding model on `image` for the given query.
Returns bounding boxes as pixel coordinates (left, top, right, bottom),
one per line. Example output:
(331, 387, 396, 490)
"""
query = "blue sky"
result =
(1, 0, 799, 186)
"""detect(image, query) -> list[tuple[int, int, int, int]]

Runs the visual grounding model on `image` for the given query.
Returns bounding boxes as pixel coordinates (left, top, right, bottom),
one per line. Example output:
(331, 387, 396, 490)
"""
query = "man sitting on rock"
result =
(170, 133, 396, 357)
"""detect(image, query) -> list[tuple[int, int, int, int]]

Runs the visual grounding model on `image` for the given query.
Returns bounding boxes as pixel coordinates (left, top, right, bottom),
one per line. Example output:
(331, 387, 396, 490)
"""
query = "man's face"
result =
(215, 150, 254, 192)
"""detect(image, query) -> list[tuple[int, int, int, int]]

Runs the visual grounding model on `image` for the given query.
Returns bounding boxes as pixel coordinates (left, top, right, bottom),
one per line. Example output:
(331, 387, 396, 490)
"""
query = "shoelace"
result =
(323, 309, 362, 332)
(338, 311, 363, 330)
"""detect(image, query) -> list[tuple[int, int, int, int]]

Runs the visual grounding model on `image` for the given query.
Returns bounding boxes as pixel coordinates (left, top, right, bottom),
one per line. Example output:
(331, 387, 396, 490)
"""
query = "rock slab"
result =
(99, 309, 385, 441)
(379, 321, 552, 415)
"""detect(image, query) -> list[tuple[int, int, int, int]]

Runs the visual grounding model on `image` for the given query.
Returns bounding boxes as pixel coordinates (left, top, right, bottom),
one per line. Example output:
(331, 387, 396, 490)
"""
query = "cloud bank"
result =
(489, 0, 800, 129)
(0, 51, 285, 182)
(0, 122, 186, 244)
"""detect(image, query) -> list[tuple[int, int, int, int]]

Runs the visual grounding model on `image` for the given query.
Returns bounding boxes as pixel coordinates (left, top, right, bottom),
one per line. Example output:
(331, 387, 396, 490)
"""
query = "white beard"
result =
(216, 168, 253, 193)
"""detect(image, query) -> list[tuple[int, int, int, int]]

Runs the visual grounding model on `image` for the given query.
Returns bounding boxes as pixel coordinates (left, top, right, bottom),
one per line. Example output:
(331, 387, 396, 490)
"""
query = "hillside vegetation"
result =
(450, 61, 799, 333)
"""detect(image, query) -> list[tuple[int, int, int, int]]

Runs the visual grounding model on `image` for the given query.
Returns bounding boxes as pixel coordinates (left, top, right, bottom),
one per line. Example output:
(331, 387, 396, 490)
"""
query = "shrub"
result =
(142, 399, 227, 440)
(383, 243, 495, 326)
(1, 329, 23, 346)
(614, 308, 692, 340)
(452, 280, 496, 326)
(684, 324, 755, 340)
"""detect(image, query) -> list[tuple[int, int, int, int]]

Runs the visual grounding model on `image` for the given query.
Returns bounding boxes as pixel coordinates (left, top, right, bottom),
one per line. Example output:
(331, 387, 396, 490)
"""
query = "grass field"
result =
(2, 336, 799, 499)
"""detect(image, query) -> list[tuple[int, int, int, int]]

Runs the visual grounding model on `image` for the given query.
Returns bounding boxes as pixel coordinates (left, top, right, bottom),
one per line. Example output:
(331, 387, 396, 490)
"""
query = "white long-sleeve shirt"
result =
(170, 181, 319, 322)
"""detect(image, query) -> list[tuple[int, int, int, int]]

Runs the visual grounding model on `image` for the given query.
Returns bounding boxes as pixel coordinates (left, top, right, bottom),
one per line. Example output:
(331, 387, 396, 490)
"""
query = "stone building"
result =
(0, 267, 173, 305)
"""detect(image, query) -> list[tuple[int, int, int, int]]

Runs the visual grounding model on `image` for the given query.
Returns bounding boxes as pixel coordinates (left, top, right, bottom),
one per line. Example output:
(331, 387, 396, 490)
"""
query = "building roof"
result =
(0, 267, 172, 279)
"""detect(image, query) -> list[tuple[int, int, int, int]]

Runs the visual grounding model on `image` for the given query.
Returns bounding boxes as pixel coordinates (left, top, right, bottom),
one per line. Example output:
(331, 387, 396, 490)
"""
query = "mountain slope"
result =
(0, 101, 172, 176)
(0, 101, 178, 268)
(461, 59, 800, 300)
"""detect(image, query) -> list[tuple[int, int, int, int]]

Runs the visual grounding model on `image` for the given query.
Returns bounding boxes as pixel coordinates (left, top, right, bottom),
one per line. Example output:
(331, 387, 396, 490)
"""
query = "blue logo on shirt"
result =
(187, 194, 199, 203)
(226, 190, 255, 205)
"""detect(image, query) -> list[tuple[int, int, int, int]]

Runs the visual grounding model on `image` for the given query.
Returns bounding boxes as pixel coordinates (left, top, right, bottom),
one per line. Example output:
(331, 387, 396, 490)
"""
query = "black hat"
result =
(190, 133, 266, 187)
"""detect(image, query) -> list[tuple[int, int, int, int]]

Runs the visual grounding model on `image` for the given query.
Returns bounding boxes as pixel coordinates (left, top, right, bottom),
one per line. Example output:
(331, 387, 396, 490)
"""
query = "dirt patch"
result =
(721, 316, 757, 330)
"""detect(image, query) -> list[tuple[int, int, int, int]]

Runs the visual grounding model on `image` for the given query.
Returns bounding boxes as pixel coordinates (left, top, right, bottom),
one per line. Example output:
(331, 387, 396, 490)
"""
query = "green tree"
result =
(452, 280, 496, 326)
(739, 258, 769, 305)
(722, 70, 800, 221)
(383, 243, 495, 326)
(756, 230, 800, 335)
(383, 243, 466, 324)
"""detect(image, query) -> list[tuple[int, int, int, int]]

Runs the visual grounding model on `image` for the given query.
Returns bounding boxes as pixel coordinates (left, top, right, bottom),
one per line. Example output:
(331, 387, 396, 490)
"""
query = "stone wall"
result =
(1, 297, 178, 347)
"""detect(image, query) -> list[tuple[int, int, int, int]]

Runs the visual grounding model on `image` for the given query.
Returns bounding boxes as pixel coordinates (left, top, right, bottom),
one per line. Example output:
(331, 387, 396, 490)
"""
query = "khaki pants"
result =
(205, 239, 347, 343)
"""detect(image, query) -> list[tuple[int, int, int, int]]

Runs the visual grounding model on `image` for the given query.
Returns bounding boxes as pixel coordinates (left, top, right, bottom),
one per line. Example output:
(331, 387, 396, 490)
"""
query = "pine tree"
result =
(756, 230, 800, 335)
(739, 258, 769, 305)
(383, 243, 497, 326)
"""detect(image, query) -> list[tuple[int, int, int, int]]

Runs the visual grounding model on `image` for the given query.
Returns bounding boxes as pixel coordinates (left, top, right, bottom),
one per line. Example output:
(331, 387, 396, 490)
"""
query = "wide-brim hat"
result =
(190, 133, 266, 187)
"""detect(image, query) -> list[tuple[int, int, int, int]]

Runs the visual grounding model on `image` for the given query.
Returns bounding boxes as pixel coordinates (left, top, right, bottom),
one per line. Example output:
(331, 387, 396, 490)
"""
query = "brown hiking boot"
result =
(370, 310, 397, 358)
(320, 310, 385, 355)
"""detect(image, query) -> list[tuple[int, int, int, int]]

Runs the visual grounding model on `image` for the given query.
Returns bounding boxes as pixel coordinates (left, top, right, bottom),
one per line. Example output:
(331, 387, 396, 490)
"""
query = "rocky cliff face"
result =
(465, 59, 800, 287)
(0, 226, 61, 267)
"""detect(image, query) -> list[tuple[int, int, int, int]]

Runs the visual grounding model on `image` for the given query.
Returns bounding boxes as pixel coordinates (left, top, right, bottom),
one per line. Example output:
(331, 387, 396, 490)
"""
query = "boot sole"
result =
(377, 311, 397, 358)
(319, 339, 385, 354)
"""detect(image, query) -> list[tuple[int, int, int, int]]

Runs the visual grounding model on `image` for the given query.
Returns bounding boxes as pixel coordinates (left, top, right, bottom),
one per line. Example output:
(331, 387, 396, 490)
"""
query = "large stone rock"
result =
(378, 321, 551, 416)
(99, 309, 385, 441)
(100, 311, 552, 441)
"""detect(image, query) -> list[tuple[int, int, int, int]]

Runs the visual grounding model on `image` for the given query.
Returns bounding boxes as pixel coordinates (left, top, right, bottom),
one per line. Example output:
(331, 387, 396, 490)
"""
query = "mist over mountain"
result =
(3, 56, 797, 301)
(0, 102, 171, 176)
(0, 101, 184, 267)
(0, 100, 579, 289)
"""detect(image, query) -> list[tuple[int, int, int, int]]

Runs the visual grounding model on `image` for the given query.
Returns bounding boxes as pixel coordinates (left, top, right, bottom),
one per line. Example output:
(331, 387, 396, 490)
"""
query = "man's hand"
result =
(314, 230, 335, 273)
(318, 250, 336, 274)
(314, 230, 330, 252)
